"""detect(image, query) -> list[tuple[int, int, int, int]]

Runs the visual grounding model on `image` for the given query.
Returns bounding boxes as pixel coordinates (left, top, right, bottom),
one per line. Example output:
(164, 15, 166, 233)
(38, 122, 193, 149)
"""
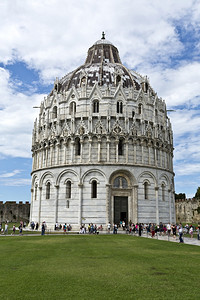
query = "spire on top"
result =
(101, 31, 105, 39)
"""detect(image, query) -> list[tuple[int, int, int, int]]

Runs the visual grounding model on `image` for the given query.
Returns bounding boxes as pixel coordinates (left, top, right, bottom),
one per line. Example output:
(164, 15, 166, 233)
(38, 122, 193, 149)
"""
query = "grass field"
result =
(0, 235, 199, 300)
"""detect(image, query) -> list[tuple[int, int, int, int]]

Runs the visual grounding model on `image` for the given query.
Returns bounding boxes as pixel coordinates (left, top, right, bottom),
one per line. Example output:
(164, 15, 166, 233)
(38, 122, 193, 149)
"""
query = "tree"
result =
(195, 187, 200, 198)
(175, 193, 186, 200)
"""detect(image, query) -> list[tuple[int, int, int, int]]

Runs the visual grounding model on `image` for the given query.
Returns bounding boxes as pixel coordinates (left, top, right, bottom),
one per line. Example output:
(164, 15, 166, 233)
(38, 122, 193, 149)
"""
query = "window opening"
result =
(93, 100, 99, 113)
(34, 184, 38, 201)
(144, 182, 148, 200)
(118, 139, 123, 155)
(91, 180, 97, 198)
(66, 181, 71, 198)
(75, 138, 81, 156)
(46, 182, 50, 199)
(138, 103, 142, 115)
(113, 176, 128, 188)
(53, 106, 57, 119)
(70, 102, 76, 115)
(116, 75, 121, 86)
(117, 101, 123, 113)
(162, 184, 165, 201)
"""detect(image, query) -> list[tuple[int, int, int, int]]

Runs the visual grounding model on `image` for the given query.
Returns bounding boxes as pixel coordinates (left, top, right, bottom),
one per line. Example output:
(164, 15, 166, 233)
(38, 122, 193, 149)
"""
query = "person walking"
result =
(178, 224, 184, 243)
(12, 224, 16, 235)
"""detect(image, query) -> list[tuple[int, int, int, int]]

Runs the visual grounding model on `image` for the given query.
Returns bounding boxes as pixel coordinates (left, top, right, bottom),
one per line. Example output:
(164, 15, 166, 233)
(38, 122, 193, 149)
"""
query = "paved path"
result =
(140, 233, 200, 246)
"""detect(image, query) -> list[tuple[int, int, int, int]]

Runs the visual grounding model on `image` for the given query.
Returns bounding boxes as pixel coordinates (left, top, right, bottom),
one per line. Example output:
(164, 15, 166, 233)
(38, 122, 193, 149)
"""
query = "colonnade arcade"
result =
(30, 168, 175, 227)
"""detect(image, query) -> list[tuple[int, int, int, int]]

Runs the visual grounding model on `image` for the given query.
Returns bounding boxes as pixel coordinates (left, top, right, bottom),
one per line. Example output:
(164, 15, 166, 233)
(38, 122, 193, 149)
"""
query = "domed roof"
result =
(58, 33, 142, 92)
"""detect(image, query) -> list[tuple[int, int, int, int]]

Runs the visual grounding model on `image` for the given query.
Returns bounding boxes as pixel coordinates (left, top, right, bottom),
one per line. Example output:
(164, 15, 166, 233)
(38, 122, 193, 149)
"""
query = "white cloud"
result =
(0, 169, 21, 178)
(0, 67, 44, 158)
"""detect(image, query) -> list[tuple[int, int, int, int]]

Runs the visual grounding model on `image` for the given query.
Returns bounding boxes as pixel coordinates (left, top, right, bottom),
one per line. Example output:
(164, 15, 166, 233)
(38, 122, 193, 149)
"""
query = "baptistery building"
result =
(30, 34, 176, 229)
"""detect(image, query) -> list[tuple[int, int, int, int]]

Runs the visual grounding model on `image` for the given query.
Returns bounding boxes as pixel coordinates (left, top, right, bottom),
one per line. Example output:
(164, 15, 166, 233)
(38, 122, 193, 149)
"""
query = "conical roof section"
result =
(58, 33, 142, 92)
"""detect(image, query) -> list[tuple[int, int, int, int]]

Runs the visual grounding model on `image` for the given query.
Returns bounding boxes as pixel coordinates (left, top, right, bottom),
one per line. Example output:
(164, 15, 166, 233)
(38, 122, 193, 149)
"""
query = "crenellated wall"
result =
(0, 201, 30, 223)
(175, 198, 200, 223)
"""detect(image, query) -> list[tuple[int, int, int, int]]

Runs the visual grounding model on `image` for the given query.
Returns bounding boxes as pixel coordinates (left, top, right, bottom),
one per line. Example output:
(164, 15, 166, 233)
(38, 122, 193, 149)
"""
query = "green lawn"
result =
(0, 235, 199, 300)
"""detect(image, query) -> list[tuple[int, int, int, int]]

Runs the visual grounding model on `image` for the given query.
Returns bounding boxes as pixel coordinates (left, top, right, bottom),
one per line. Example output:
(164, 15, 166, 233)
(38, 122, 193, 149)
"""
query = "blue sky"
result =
(0, 0, 200, 202)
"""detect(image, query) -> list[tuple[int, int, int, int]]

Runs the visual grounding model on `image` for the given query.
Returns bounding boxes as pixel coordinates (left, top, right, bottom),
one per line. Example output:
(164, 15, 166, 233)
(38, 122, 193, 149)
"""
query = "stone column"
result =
(40, 150, 43, 169)
(133, 185, 138, 223)
(80, 138, 83, 163)
(141, 144, 144, 164)
(134, 143, 136, 164)
(45, 146, 48, 167)
(54, 185, 59, 225)
(106, 138, 110, 162)
(155, 187, 159, 224)
(71, 140, 74, 163)
(56, 143, 60, 165)
(88, 137, 92, 162)
(115, 138, 119, 163)
(154, 148, 157, 167)
(106, 184, 111, 225)
(30, 188, 34, 223)
(125, 139, 128, 163)
(50, 144, 53, 166)
(148, 146, 151, 165)
(64, 141, 67, 164)
(98, 137, 101, 162)
(38, 187, 42, 225)
(78, 183, 83, 226)
(168, 189, 172, 223)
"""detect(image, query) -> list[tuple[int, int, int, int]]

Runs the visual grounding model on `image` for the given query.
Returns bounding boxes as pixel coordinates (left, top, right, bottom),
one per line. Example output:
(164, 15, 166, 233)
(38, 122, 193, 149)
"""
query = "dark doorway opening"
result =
(114, 196, 128, 226)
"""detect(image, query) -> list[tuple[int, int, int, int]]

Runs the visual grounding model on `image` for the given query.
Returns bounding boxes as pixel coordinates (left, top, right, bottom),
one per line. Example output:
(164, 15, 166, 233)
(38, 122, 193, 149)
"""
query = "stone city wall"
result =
(0, 201, 30, 223)
(175, 198, 200, 224)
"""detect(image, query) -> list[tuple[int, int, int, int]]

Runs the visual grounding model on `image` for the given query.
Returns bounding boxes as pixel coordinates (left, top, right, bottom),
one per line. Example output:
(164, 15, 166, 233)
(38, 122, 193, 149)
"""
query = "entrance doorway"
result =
(114, 196, 128, 225)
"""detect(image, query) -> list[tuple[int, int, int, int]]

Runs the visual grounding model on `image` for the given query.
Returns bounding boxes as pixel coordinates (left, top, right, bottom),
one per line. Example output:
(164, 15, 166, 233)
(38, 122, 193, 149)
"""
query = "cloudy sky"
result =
(0, 0, 200, 202)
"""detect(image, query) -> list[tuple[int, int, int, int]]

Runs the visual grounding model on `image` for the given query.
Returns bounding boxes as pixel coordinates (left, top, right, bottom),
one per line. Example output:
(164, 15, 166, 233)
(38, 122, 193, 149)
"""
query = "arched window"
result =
(144, 182, 148, 200)
(34, 184, 38, 201)
(91, 180, 97, 198)
(69, 102, 76, 115)
(113, 176, 128, 188)
(132, 110, 135, 118)
(53, 106, 57, 119)
(81, 76, 86, 87)
(118, 139, 123, 155)
(116, 75, 121, 86)
(93, 100, 99, 113)
(162, 183, 165, 201)
(75, 138, 81, 156)
(138, 103, 142, 115)
(117, 101, 123, 113)
(46, 182, 51, 199)
(66, 181, 71, 199)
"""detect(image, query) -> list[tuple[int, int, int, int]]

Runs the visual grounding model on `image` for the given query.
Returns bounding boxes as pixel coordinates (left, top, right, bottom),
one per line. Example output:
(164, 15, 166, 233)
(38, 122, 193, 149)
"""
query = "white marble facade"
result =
(30, 35, 176, 229)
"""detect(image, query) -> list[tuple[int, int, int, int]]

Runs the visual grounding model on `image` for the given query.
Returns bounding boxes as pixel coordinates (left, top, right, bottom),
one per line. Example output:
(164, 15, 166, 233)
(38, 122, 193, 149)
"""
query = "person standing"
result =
(139, 223, 142, 236)
(41, 222, 45, 235)
(178, 223, 184, 243)
(12, 224, 16, 235)
(189, 225, 193, 238)
(167, 223, 171, 237)
(107, 222, 111, 233)
(4, 223, 8, 235)
(197, 224, 200, 240)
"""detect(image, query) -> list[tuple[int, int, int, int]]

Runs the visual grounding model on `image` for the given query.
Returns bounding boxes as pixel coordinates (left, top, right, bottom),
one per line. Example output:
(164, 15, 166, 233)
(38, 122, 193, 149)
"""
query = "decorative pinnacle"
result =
(101, 31, 105, 39)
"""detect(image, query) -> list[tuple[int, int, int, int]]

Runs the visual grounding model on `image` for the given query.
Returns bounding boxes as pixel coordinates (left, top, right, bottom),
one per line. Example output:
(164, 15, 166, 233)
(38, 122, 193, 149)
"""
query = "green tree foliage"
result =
(175, 193, 186, 200)
(195, 187, 200, 198)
